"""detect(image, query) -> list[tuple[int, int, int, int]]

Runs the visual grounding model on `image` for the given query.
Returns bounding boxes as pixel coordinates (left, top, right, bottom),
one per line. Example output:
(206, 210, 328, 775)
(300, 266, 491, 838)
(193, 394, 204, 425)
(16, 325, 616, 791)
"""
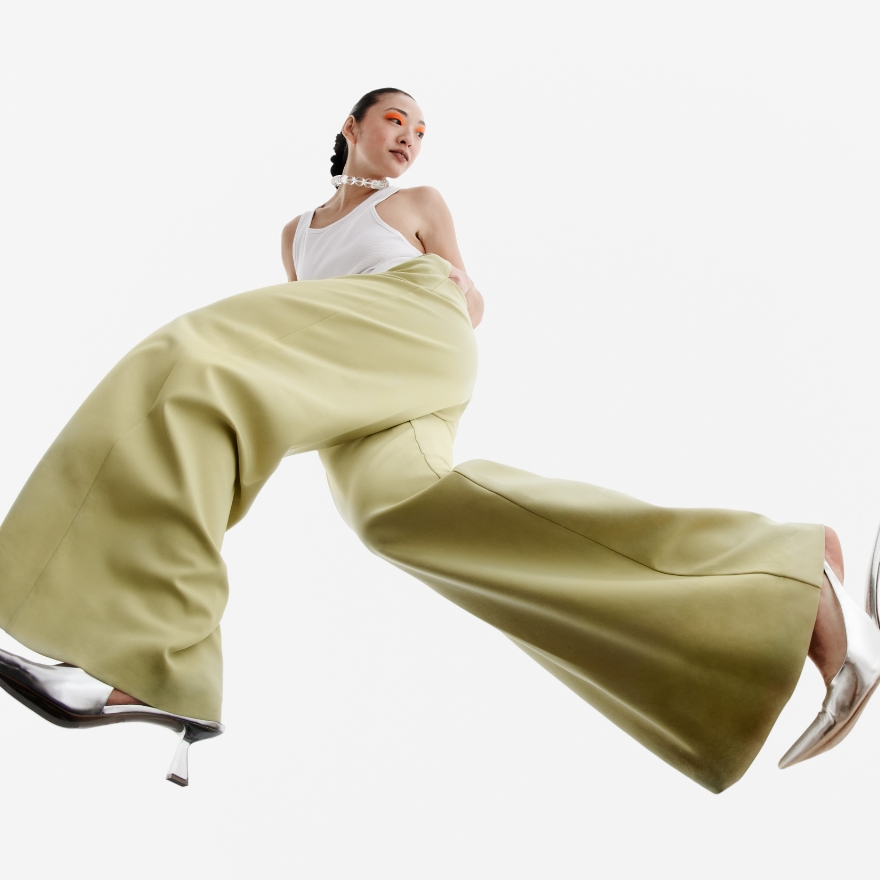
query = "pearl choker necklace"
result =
(331, 174, 389, 190)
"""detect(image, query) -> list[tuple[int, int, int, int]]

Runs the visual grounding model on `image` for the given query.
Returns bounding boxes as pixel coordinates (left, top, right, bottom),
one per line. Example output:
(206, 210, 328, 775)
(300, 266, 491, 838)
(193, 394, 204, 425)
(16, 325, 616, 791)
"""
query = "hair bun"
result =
(330, 132, 348, 177)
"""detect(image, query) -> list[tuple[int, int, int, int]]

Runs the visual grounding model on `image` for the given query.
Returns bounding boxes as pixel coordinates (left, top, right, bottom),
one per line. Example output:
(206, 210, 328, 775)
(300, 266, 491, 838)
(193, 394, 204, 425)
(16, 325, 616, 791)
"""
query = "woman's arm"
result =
(281, 215, 301, 282)
(411, 188, 484, 329)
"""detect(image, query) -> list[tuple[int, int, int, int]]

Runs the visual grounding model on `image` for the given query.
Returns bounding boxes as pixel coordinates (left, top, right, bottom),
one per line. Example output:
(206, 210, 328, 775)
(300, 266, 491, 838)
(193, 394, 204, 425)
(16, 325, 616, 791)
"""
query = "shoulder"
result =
(281, 215, 304, 281)
(393, 185, 447, 209)
(282, 213, 307, 250)
(389, 187, 453, 229)
(281, 214, 303, 242)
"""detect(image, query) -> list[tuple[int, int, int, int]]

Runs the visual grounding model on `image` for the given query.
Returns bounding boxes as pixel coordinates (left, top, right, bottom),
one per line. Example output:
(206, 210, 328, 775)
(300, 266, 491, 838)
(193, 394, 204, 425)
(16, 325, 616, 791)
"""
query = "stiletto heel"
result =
(163, 720, 223, 786)
(167, 727, 195, 787)
(866, 520, 880, 627)
(778, 560, 880, 769)
(0, 648, 223, 785)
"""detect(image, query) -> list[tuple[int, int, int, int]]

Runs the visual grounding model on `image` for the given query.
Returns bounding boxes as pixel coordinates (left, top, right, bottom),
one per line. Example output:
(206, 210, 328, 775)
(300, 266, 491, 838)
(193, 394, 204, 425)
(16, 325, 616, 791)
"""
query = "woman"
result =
(0, 88, 878, 793)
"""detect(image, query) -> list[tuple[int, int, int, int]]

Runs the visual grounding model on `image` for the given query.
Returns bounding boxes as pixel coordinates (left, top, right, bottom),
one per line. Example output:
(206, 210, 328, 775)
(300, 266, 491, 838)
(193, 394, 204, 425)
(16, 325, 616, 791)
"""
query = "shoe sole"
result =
(0, 665, 222, 738)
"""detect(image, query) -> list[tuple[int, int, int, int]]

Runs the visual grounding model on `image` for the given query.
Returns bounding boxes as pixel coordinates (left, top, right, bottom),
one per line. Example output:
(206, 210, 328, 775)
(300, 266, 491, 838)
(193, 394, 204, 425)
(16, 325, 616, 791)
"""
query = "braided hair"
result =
(330, 88, 414, 177)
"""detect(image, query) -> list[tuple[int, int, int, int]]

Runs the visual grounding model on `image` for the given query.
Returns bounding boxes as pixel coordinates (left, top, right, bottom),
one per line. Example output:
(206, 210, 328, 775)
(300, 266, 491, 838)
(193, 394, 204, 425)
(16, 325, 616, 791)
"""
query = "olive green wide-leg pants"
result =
(0, 255, 823, 792)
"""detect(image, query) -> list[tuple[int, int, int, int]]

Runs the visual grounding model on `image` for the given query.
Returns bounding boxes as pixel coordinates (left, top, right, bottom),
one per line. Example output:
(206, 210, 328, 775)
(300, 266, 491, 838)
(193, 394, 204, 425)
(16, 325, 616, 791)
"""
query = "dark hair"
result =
(330, 87, 414, 177)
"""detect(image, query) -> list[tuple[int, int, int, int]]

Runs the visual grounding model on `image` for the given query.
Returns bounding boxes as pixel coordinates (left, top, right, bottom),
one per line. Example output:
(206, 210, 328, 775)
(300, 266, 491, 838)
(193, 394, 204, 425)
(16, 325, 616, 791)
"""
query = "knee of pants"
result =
(57, 315, 212, 457)
(132, 313, 207, 367)
(126, 306, 255, 414)
(320, 414, 457, 557)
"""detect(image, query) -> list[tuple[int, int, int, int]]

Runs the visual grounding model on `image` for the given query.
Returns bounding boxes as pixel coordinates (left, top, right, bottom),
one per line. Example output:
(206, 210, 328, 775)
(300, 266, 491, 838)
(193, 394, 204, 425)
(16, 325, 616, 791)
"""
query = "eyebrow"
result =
(386, 107, 427, 126)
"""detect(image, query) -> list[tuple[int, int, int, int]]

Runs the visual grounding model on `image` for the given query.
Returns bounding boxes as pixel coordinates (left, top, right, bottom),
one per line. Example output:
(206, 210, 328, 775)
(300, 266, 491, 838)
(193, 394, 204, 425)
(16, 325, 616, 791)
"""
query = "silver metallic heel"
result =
(866, 520, 880, 626)
(167, 727, 195, 787)
(0, 648, 224, 784)
(778, 560, 880, 769)
(164, 720, 222, 786)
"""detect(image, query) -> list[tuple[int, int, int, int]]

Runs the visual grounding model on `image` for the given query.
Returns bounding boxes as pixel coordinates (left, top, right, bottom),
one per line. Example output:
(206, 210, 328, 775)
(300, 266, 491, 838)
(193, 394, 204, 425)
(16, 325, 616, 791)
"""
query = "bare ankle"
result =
(809, 578, 846, 684)
(106, 688, 144, 706)
(824, 525, 844, 580)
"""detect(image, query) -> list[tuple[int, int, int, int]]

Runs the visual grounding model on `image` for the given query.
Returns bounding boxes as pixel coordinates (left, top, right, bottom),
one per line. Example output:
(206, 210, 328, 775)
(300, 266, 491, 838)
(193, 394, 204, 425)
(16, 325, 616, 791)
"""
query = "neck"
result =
(321, 178, 381, 215)
(337, 181, 380, 200)
(342, 161, 387, 181)
(328, 167, 389, 203)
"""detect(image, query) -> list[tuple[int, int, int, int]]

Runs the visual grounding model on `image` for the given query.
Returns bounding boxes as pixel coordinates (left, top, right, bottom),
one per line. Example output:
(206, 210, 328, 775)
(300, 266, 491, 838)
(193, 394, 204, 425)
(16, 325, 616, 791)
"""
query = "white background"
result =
(0, 2, 878, 877)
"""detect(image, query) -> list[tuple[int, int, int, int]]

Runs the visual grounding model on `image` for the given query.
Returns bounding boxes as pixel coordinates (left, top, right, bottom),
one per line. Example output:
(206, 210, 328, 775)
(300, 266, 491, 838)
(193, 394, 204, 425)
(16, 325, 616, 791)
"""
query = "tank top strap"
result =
(368, 187, 400, 208)
(333, 187, 393, 219)
(292, 209, 314, 277)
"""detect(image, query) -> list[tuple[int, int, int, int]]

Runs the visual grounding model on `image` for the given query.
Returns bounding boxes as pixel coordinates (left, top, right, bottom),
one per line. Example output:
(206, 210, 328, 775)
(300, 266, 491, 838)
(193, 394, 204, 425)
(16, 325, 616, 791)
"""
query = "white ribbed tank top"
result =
(292, 188, 423, 281)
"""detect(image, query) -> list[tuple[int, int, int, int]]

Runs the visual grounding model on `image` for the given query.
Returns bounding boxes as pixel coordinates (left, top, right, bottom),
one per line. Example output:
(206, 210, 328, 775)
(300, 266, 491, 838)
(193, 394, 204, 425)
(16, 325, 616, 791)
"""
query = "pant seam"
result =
(408, 420, 444, 481)
(453, 470, 821, 589)
(4, 355, 193, 632)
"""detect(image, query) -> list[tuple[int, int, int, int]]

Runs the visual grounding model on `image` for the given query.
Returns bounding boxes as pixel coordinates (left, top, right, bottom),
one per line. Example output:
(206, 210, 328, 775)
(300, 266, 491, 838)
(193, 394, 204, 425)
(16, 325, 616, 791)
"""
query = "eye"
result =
(384, 112, 405, 125)
(416, 126, 426, 139)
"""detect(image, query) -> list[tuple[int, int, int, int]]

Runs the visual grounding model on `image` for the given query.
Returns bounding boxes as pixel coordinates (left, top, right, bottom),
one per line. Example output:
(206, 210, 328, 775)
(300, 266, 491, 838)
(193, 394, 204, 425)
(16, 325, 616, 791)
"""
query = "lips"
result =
(390, 149, 409, 163)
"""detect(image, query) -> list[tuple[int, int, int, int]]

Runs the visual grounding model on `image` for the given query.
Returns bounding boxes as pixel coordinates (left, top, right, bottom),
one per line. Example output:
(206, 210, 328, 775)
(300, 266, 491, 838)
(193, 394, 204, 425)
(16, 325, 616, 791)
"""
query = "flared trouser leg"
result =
(0, 248, 825, 791)
(320, 416, 825, 793)
(0, 255, 476, 721)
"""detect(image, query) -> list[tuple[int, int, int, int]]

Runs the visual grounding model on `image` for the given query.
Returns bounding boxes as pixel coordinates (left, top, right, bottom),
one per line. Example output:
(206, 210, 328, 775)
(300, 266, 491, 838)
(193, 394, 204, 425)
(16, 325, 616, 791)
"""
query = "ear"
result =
(341, 114, 358, 145)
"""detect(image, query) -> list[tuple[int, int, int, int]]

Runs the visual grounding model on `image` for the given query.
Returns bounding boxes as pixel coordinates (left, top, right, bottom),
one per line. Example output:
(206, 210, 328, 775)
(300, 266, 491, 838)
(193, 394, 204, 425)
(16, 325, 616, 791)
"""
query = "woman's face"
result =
(343, 93, 426, 180)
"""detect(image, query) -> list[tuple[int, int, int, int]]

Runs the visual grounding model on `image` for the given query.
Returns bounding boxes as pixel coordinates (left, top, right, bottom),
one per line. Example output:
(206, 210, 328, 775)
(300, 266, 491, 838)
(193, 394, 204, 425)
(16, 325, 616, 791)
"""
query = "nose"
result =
(398, 132, 413, 147)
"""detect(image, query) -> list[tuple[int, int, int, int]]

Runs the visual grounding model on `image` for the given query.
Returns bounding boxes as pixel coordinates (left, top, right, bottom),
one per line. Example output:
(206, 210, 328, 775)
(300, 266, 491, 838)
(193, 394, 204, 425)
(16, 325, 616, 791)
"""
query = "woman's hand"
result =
(448, 265, 485, 329)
